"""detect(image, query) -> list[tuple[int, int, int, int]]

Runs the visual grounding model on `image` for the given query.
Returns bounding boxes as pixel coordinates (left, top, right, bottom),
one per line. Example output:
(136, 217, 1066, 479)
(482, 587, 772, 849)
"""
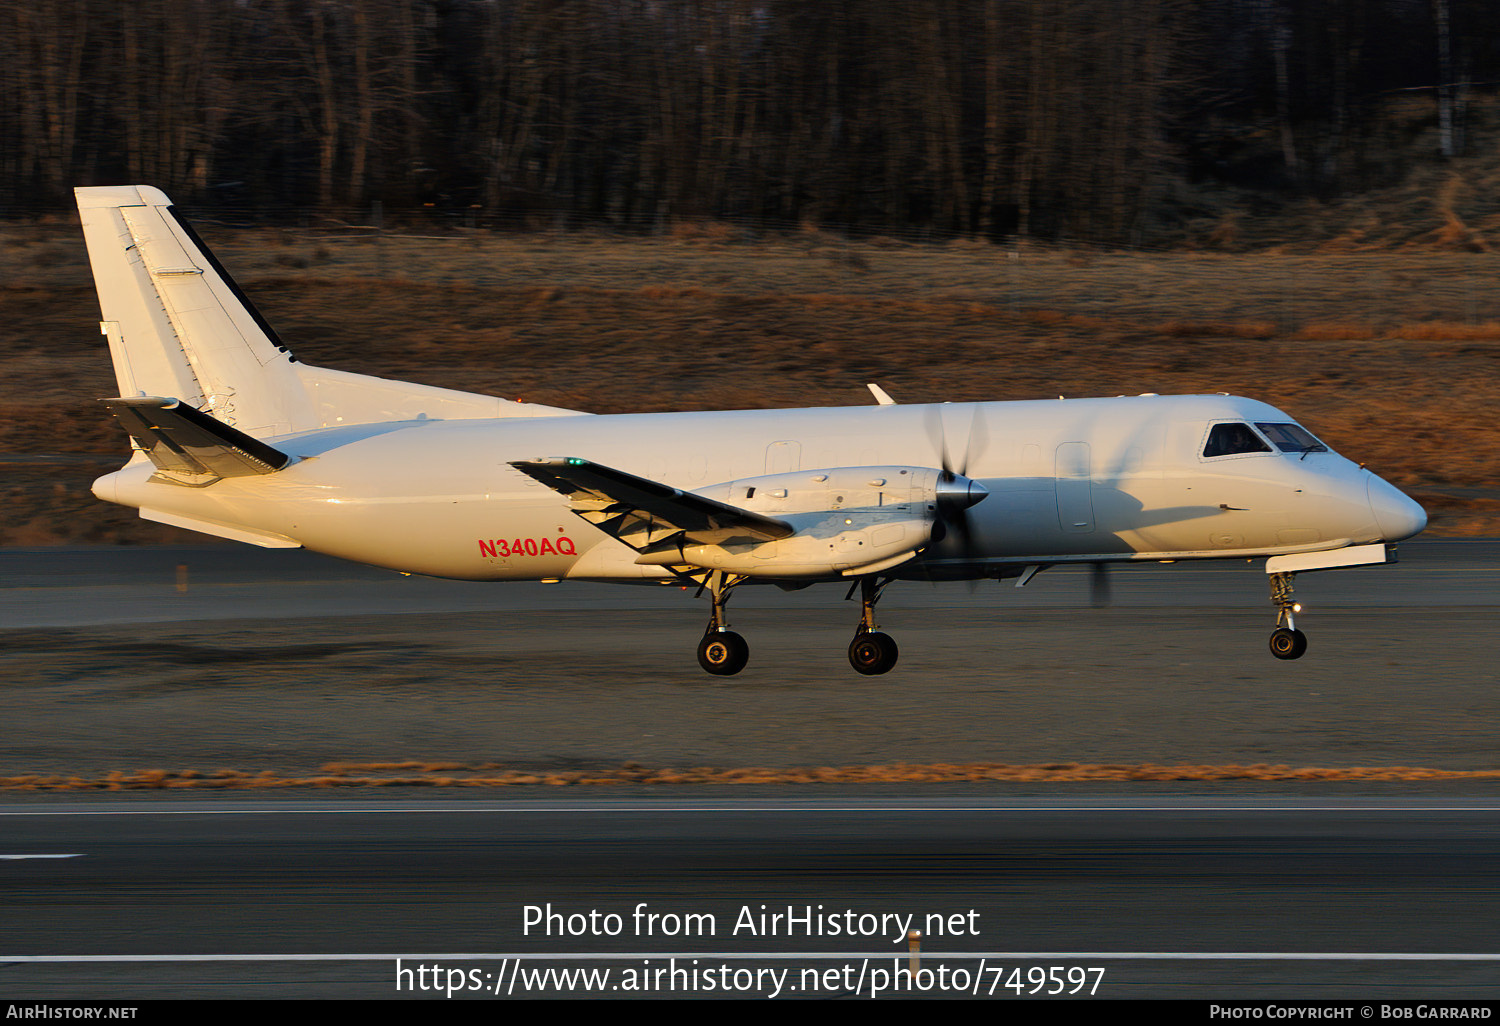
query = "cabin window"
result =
(1255, 422, 1328, 455)
(1203, 422, 1271, 458)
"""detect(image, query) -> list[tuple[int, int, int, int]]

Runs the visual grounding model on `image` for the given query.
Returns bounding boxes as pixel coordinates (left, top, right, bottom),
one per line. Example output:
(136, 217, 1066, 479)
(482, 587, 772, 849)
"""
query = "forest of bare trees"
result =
(2, 0, 1497, 242)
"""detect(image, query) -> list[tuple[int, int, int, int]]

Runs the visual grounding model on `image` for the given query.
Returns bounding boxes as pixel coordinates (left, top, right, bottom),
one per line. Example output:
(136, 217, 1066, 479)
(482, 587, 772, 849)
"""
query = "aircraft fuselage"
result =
(93, 392, 1424, 584)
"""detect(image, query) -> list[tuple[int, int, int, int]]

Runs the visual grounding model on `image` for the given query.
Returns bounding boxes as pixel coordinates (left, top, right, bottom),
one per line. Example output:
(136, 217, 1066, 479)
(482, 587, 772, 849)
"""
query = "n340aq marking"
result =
(478, 537, 579, 559)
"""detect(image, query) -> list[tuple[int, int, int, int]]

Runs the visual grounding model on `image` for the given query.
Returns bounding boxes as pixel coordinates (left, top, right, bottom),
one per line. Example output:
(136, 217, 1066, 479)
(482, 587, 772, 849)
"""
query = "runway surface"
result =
(2, 540, 1499, 999)
(2, 540, 1497, 778)
(5, 798, 1500, 999)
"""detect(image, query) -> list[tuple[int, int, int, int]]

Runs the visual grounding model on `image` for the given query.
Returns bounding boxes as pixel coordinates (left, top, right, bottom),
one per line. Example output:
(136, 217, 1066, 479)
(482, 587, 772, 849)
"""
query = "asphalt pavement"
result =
(2, 540, 1498, 1000)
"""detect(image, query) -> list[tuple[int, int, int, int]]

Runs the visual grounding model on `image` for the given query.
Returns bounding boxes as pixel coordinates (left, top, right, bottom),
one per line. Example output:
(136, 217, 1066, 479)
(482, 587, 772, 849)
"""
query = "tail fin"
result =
(77, 186, 583, 443)
(77, 185, 314, 439)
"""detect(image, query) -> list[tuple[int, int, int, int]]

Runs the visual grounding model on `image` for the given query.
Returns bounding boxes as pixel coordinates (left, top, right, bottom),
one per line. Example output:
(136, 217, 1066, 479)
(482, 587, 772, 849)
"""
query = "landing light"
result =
(1293, 603, 1303, 613)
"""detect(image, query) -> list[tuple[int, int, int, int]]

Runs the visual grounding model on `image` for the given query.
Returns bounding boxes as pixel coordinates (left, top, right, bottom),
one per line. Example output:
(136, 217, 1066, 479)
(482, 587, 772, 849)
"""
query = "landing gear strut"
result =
(1268, 571, 1308, 660)
(847, 576, 899, 675)
(696, 570, 749, 675)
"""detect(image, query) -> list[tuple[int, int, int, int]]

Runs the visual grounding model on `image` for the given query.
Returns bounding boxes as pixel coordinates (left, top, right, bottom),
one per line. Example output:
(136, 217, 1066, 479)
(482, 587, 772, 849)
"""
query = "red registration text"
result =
(479, 537, 577, 558)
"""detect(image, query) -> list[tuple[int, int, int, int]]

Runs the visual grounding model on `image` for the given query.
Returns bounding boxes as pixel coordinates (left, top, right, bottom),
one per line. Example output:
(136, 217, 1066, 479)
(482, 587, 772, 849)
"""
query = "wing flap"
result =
(103, 396, 292, 484)
(509, 457, 793, 548)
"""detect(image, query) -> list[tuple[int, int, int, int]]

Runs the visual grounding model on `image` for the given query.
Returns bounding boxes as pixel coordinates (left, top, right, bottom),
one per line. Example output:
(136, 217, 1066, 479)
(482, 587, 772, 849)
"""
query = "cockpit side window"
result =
(1255, 422, 1329, 455)
(1203, 422, 1272, 458)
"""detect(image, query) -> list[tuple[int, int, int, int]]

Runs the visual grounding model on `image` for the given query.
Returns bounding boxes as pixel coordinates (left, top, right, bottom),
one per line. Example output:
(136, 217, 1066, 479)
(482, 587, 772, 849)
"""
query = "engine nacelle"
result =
(633, 465, 980, 578)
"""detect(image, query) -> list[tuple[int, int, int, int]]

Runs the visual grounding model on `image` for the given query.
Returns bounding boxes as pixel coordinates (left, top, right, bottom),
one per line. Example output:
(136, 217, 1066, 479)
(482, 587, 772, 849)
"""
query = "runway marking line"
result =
(0, 854, 82, 859)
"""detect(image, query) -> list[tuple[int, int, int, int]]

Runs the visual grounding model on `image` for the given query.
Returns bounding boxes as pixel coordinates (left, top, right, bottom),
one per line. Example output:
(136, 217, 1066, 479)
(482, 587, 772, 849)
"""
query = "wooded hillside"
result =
(5, 1, 1498, 243)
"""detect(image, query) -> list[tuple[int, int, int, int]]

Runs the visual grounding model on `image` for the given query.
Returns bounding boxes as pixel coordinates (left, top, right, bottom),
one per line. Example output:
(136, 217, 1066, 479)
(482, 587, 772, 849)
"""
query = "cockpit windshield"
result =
(1203, 422, 1271, 458)
(1255, 422, 1329, 455)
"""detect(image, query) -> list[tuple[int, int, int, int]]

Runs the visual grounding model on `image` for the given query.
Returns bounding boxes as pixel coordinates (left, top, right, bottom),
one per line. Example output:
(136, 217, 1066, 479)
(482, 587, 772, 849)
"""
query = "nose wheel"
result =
(1268, 571, 1308, 660)
(1269, 627, 1307, 660)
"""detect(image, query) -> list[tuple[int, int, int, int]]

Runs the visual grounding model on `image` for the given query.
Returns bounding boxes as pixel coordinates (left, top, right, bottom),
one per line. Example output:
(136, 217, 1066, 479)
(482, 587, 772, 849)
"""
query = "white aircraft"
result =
(77, 185, 1426, 675)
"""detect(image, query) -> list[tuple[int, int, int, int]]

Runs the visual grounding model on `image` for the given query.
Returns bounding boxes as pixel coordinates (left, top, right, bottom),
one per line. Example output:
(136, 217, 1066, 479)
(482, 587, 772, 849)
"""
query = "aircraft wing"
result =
(509, 457, 793, 551)
(103, 396, 292, 484)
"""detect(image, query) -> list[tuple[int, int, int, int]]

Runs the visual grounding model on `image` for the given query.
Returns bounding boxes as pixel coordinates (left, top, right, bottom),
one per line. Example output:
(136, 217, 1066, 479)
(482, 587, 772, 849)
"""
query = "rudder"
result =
(77, 185, 315, 439)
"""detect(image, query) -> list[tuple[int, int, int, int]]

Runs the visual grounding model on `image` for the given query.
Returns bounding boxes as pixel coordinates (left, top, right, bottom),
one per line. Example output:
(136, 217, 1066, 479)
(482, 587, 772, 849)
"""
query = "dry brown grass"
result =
(1287, 320, 1500, 342)
(1395, 320, 1500, 341)
(1154, 320, 1277, 339)
(3, 225, 1497, 542)
(667, 220, 744, 245)
(5, 761, 1500, 789)
(1293, 322, 1380, 341)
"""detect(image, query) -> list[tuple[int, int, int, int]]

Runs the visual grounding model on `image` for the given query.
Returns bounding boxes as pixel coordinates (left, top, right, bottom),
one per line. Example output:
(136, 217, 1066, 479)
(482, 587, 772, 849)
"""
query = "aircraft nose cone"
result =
(1367, 475, 1426, 541)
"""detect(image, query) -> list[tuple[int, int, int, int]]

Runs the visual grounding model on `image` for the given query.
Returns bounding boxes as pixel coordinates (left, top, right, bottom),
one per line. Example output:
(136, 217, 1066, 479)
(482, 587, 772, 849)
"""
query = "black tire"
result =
(698, 631, 749, 676)
(848, 631, 899, 675)
(1269, 627, 1308, 660)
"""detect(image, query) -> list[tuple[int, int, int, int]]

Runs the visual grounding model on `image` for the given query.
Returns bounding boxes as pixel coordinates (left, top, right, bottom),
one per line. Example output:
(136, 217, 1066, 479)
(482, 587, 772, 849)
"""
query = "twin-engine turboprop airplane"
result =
(78, 185, 1426, 675)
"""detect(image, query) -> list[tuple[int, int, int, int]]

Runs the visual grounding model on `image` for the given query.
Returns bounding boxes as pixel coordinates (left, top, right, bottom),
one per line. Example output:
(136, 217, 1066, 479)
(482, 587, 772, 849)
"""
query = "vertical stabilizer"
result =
(76, 186, 315, 438)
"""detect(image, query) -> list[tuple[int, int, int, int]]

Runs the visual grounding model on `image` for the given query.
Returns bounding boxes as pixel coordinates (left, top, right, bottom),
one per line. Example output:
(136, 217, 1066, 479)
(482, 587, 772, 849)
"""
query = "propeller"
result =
(1089, 561, 1113, 607)
(923, 405, 990, 572)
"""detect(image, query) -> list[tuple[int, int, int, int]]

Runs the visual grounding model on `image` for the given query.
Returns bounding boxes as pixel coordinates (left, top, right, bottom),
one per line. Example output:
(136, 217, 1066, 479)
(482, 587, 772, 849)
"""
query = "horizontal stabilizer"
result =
(510, 457, 793, 549)
(103, 396, 292, 485)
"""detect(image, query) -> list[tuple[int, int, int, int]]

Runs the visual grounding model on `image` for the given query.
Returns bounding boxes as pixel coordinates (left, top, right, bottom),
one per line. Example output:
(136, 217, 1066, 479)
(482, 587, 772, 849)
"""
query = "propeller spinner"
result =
(925, 405, 990, 556)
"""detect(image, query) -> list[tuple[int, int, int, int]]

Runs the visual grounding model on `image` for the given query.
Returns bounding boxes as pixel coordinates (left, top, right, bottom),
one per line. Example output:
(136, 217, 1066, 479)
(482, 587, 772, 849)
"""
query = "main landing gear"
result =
(1268, 571, 1308, 660)
(692, 572, 902, 676)
(697, 630, 749, 675)
(697, 570, 749, 676)
(847, 576, 899, 675)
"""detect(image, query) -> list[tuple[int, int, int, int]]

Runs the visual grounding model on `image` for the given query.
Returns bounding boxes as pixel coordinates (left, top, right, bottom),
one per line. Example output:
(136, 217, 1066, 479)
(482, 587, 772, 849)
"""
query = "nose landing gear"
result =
(1268, 571, 1307, 660)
